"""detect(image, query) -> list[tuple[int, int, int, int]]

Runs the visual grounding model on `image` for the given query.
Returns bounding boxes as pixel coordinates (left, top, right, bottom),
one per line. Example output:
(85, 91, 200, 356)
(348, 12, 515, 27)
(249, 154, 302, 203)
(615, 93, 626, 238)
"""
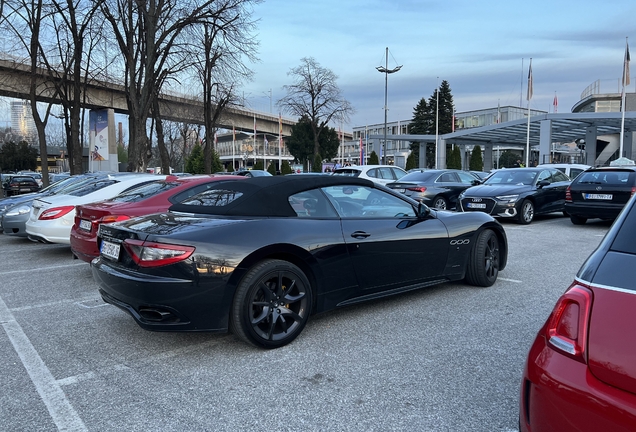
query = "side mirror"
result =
(471, 179, 481, 186)
(417, 202, 431, 218)
(537, 180, 550, 188)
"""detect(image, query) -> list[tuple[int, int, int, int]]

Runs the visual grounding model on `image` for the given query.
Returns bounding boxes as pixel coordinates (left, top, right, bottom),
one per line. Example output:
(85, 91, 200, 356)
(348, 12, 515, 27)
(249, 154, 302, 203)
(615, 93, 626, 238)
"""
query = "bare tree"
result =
(278, 57, 354, 156)
(100, 0, 259, 172)
(0, 0, 57, 186)
(46, 0, 105, 175)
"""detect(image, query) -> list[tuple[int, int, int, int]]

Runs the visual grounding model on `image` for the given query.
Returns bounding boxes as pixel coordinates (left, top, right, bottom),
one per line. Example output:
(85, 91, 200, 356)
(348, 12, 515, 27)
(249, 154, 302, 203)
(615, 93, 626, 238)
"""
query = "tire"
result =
(569, 214, 587, 225)
(230, 259, 312, 349)
(433, 196, 449, 210)
(465, 229, 500, 287)
(517, 199, 534, 224)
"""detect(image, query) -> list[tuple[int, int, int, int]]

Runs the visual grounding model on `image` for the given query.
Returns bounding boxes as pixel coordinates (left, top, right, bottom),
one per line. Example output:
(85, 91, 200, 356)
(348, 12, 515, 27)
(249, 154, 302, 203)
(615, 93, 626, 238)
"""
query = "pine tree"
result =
(312, 153, 323, 172)
(446, 146, 461, 169)
(253, 160, 264, 170)
(368, 151, 379, 165)
(267, 161, 277, 175)
(469, 145, 484, 171)
(184, 143, 205, 174)
(281, 160, 293, 175)
(405, 152, 417, 170)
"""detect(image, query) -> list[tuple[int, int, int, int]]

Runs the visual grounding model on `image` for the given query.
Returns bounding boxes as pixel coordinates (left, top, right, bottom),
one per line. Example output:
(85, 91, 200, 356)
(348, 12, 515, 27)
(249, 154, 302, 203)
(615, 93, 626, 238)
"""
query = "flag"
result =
(553, 93, 558, 113)
(526, 59, 533, 101)
(623, 41, 631, 87)
(279, 114, 283, 135)
(496, 101, 501, 123)
(264, 134, 269, 152)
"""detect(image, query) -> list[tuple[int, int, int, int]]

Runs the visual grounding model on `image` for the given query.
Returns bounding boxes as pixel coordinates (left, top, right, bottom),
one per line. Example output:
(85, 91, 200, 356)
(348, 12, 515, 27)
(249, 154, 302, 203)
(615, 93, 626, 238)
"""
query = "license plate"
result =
(79, 219, 92, 231)
(585, 193, 613, 200)
(467, 202, 486, 209)
(396, 188, 405, 193)
(101, 240, 121, 260)
(19, 188, 30, 192)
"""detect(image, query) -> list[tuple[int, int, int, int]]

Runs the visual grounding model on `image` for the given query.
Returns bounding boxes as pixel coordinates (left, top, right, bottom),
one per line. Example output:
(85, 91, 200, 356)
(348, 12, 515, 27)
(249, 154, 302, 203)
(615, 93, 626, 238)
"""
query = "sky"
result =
(241, 0, 636, 130)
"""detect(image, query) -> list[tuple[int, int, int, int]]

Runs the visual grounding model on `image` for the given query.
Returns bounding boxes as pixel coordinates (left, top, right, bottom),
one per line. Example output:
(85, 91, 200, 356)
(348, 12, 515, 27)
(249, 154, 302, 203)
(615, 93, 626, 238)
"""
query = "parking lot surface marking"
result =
(0, 262, 86, 276)
(498, 277, 522, 283)
(0, 294, 87, 431)
(9, 296, 102, 312)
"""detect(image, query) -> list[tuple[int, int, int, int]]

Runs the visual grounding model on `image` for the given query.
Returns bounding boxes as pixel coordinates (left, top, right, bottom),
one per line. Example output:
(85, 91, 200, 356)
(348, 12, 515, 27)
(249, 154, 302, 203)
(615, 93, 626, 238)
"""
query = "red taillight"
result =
(407, 186, 427, 192)
(99, 215, 131, 224)
(565, 186, 572, 202)
(122, 239, 195, 268)
(39, 206, 75, 220)
(631, 186, 636, 196)
(545, 282, 593, 363)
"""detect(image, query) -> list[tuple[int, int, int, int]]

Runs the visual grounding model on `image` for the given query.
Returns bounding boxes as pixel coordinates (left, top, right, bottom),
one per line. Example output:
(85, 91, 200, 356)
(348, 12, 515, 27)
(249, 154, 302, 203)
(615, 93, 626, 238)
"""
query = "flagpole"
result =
(526, 58, 533, 167)
(278, 114, 282, 172)
(232, 126, 236, 171)
(253, 113, 256, 167)
(620, 37, 630, 158)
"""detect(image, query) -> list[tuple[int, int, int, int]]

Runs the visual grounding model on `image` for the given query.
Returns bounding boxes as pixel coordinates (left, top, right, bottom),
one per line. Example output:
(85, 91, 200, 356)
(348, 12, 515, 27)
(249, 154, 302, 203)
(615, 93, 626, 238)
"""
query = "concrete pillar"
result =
(623, 131, 633, 160)
(459, 145, 466, 170)
(539, 119, 552, 165)
(585, 126, 598, 166)
(419, 142, 427, 168)
(483, 143, 493, 171)
(436, 138, 446, 169)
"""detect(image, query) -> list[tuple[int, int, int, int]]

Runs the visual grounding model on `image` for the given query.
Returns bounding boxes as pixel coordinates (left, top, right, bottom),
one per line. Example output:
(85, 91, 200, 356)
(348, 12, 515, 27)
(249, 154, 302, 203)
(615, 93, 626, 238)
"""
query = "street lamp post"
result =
(376, 47, 402, 165)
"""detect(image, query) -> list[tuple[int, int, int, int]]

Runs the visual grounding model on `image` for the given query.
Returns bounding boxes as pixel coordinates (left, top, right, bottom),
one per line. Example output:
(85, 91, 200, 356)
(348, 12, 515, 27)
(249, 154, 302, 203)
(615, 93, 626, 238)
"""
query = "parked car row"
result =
(2, 164, 636, 430)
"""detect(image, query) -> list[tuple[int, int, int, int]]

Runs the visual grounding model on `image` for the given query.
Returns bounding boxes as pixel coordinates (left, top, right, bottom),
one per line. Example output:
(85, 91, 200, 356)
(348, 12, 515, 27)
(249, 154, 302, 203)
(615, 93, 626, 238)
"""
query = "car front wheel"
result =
(518, 199, 534, 224)
(230, 259, 312, 349)
(465, 229, 500, 287)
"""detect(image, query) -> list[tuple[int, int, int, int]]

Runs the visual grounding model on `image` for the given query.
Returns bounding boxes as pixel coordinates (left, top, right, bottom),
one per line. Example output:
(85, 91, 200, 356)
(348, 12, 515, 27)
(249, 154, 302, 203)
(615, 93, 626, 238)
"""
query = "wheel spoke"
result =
(280, 306, 302, 323)
(257, 282, 274, 301)
(283, 291, 305, 304)
(251, 307, 270, 325)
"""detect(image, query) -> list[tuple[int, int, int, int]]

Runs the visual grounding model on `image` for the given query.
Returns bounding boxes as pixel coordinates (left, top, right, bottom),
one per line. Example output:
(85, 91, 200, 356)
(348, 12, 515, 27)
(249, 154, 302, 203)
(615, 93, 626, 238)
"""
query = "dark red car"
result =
(70, 175, 239, 262)
(520, 193, 636, 431)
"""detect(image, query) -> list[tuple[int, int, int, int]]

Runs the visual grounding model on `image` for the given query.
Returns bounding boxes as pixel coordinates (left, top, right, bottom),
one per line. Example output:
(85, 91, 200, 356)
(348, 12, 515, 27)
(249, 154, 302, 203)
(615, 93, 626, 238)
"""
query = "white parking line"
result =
(0, 294, 87, 431)
(499, 277, 522, 283)
(0, 262, 87, 276)
(10, 296, 102, 312)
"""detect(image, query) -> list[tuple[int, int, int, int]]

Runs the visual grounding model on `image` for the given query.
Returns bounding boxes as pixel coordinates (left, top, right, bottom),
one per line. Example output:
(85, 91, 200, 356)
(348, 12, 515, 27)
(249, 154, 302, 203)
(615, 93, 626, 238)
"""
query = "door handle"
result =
(351, 231, 370, 239)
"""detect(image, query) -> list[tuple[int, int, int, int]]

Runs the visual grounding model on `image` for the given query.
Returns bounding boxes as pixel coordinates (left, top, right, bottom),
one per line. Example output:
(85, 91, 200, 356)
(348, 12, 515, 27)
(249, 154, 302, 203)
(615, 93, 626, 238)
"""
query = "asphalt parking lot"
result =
(0, 214, 611, 431)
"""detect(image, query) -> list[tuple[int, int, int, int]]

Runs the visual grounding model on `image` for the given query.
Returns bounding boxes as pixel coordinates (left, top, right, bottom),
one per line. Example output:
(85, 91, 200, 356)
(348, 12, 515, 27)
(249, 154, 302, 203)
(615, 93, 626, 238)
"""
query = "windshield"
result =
(108, 180, 179, 203)
(484, 170, 538, 186)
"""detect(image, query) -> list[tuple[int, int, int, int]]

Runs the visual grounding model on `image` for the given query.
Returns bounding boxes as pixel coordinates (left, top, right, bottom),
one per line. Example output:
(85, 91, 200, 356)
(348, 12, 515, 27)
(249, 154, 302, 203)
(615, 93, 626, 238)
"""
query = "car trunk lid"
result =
(570, 170, 635, 205)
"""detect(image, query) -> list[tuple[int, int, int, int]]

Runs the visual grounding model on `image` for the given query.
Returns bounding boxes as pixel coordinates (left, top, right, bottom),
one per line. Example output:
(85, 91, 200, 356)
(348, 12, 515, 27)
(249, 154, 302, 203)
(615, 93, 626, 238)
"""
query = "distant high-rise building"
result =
(10, 100, 37, 142)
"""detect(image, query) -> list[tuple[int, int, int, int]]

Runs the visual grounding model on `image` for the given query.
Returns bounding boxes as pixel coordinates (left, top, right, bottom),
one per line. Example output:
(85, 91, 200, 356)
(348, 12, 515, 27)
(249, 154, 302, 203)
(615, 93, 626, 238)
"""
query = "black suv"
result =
(565, 166, 636, 224)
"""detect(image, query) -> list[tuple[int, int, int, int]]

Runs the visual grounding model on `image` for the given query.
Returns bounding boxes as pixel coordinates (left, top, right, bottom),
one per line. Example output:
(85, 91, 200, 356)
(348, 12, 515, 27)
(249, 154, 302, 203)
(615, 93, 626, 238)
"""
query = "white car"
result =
(536, 163, 591, 180)
(332, 165, 407, 186)
(26, 173, 166, 244)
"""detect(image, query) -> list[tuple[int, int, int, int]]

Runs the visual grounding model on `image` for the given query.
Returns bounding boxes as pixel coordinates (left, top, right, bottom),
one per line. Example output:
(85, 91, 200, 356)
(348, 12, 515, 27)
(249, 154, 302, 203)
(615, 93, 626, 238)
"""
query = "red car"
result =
(520, 194, 636, 431)
(70, 175, 239, 262)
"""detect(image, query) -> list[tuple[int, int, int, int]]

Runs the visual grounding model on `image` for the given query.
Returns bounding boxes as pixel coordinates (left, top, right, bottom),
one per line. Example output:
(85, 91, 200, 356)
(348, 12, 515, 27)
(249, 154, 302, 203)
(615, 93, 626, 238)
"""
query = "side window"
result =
(378, 167, 394, 180)
(391, 168, 406, 180)
(537, 170, 552, 183)
(288, 189, 338, 218)
(437, 172, 458, 183)
(366, 168, 378, 179)
(457, 172, 478, 184)
(323, 186, 416, 218)
(553, 171, 570, 182)
(171, 182, 221, 204)
(569, 169, 583, 179)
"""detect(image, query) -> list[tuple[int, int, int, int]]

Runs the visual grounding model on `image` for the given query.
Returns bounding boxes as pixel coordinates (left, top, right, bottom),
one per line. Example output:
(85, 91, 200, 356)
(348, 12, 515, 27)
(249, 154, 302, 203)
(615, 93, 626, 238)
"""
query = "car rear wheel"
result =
(518, 199, 534, 224)
(465, 229, 500, 287)
(230, 259, 312, 349)
(569, 214, 587, 225)
(433, 196, 449, 210)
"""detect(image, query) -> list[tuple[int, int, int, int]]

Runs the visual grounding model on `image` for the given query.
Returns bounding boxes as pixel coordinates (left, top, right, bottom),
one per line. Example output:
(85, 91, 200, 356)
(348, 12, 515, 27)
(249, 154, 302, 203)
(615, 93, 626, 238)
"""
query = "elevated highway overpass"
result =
(0, 59, 295, 136)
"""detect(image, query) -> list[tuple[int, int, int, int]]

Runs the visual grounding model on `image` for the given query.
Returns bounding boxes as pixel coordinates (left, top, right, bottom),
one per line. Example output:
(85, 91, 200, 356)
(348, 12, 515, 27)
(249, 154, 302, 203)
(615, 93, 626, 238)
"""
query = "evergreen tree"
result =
(312, 153, 322, 173)
(469, 145, 484, 171)
(253, 160, 264, 170)
(447, 146, 462, 169)
(267, 161, 277, 175)
(184, 143, 205, 174)
(227, 164, 234, 173)
(368, 151, 379, 165)
(408, 97, 431, 164)
(281, 160, 293, 175)
(499, 150, 518, 168)
(405, 152, 417, 170)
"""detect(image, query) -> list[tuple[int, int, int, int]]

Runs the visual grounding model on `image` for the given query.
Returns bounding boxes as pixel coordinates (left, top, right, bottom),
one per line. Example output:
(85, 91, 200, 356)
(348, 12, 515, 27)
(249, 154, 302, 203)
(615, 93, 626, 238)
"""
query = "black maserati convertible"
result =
(92, 175, 508, 348)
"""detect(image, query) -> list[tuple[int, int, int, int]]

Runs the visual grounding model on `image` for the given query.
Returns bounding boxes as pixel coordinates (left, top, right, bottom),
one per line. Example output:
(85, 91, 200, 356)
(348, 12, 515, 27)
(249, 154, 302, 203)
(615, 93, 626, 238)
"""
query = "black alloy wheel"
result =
(465, 229, 500, 287)
(230, 259, 312, 349)
(518, 199, 534, 224)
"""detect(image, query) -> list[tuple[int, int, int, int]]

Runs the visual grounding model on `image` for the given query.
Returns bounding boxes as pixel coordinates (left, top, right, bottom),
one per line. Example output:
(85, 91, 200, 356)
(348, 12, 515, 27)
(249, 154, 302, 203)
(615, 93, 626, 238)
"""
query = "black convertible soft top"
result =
(168, 174, 376, 217)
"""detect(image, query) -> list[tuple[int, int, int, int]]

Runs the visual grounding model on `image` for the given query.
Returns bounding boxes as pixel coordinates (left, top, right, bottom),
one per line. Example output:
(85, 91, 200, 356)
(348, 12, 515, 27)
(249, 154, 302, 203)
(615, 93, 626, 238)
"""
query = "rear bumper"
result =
(2, 214, 29, 237)
(69, 227, 99, 263)
(565, 202, 625, 220)
(520, 333, 636, 432)
(25, 219, 73, 244)
(91, 257, 230, 332)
